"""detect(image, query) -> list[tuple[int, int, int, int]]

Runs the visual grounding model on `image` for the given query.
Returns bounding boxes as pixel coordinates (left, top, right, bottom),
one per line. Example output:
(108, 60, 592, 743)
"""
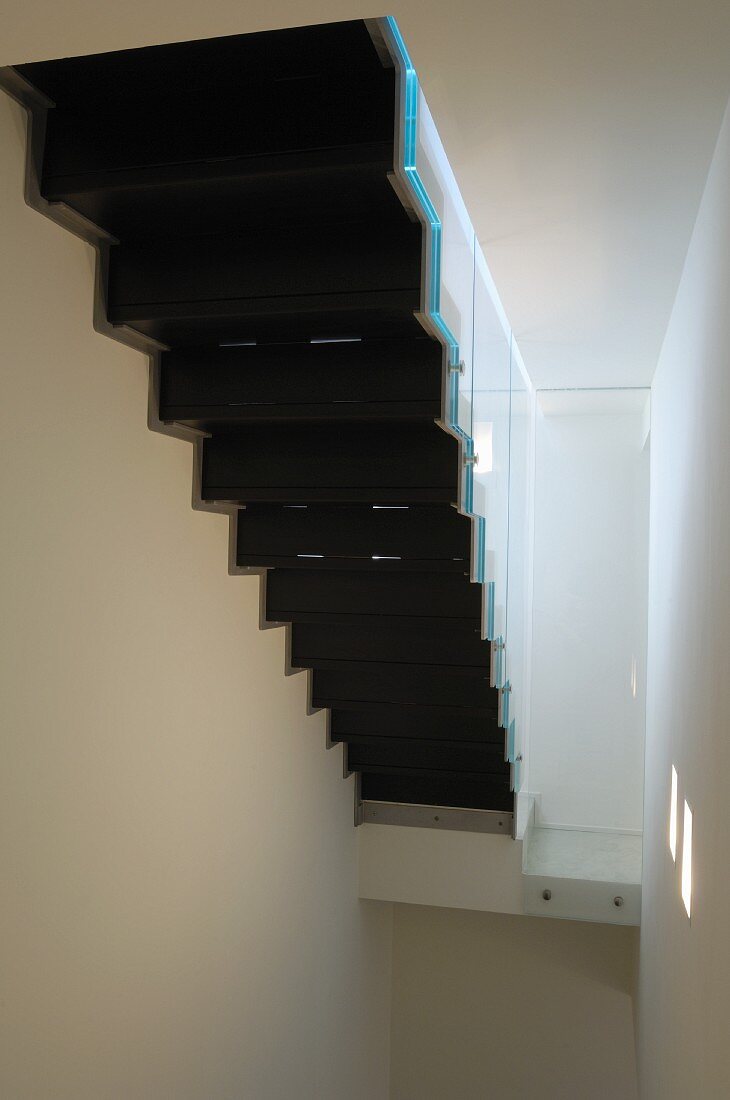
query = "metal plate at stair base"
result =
(361, 800, 512, 834)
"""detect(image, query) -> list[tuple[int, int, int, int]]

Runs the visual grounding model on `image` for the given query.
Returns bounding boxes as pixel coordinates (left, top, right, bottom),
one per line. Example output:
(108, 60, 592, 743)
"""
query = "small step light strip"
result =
(309, 336, 362, 344)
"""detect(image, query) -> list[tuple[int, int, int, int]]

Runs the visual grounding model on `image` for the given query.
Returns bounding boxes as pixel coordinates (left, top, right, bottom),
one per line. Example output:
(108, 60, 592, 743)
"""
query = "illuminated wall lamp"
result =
(669, 765, 678, 861)
(681, 801, 693, 919)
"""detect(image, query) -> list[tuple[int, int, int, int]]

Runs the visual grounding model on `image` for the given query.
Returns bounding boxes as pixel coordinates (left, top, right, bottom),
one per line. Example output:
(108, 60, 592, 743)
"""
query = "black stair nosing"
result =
(162, 401, 442, 427)
(293, 656, 488, 678)
(333, 729, 503, 749)
(354, 760, 509, 779)
(108, 288, 422, 326)
(40, 140, 395, 197)
(315, 693, 494, 712)
(313, 691, 497, 716)
(328, 698, 496, 718)
(161, 335, 443, 370)
(267, 609, 481, 629)
(112, 304, 428, 348)
(204, 486, 458, 504)
(238, 553, 467, 573)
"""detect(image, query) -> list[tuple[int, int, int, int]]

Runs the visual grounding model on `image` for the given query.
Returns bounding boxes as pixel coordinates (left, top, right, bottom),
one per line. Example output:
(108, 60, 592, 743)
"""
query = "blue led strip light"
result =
(384, 15, 481, 573)
(385, 15, 523, 805)
(386, 17, 459, 366)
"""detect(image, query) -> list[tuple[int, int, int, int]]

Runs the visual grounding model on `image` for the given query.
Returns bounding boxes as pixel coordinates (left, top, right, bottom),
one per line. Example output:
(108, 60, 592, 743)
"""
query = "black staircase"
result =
(4, 20, 513, 824)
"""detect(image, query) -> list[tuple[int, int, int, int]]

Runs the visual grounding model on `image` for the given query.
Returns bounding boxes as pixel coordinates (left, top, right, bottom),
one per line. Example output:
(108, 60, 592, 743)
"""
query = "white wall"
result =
(529, 394, 649, 831)
(359, 823, 524, 915)
(637, 100, 730, 1098)
(390, 905, 638, 1100)
(0, 92, 392, 1100)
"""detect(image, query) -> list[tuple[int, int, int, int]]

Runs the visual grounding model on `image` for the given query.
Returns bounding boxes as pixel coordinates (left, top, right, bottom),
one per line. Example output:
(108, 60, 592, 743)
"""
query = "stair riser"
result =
(344, 738, 507, 774)
(266, 569, 481, 623)
(291, 620, 487, 669)
(360, 771, 513, 812)
(312, 667, 491, 709)
(202, 430, 460, 504)
(160, 338, 442, 425)
(330, 706, 501, 743)
(237, 502, 470, 571)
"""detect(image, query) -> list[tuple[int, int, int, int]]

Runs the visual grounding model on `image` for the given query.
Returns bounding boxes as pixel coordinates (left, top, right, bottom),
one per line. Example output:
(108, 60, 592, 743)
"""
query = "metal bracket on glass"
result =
(463, 453, 479, 467)
(449, 359, 466, 375)
(498, 680, 511, 728)
(490, 638, 505, 688)
(511, 754, 523, 794)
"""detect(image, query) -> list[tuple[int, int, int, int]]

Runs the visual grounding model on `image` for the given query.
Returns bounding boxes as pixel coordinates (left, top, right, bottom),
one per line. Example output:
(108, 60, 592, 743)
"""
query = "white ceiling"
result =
(4, 0, 730, 387)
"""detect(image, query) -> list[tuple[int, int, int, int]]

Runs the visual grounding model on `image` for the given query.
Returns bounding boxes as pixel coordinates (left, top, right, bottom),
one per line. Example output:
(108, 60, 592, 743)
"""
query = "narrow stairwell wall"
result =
(638, 98, 730, 1100)
(0, 90, 392, 1100)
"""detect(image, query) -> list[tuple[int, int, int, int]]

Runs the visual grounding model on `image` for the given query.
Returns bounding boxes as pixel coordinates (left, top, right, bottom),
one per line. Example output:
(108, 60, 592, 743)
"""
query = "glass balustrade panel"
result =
(504, 341, 532, 783)
(471, 245, 511, 664)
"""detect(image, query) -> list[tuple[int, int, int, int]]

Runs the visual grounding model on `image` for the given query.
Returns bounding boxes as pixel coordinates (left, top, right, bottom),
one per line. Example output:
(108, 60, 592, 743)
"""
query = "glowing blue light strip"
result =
(384, 15, 521, 793)
(385, 15, 481, 568)
(386, 17, 459, 366)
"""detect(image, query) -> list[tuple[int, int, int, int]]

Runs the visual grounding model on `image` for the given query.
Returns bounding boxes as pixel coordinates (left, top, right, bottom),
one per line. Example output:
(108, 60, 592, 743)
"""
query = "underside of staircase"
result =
(2, 19, 513, 832)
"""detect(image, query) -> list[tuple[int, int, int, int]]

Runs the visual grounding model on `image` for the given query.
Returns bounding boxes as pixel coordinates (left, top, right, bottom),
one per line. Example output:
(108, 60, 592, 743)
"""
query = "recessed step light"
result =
(309, 336, 362, 344)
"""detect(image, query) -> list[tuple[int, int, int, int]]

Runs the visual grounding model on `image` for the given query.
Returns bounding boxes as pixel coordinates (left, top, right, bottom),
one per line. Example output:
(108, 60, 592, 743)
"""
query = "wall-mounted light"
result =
(669, 765, 678, 861)
(681, 801, 693, 918)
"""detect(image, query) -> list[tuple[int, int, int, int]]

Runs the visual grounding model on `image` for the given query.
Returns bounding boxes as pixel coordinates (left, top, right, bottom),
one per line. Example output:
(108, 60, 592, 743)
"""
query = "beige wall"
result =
(0, 92, 392, 1100)
(638, 100, 730, 1099)
(390, 905, 638, 1100)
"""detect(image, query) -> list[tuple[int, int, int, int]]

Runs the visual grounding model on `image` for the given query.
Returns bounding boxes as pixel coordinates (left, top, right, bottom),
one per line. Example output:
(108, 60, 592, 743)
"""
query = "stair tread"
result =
(312, 665, 492, 709)
(345, 736, 507, 775)
(266, 569, 481, 624)
(201, 421, 459, 504)
(43, 145, 405, 242)
(159, 336, 443, 425)
(330, 706, 501, 743)
(291, 618, 486, 668)
(237, 502, 470, 572)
